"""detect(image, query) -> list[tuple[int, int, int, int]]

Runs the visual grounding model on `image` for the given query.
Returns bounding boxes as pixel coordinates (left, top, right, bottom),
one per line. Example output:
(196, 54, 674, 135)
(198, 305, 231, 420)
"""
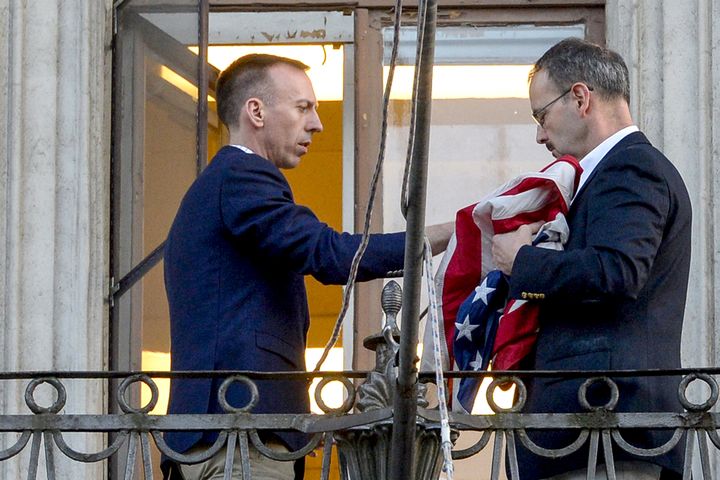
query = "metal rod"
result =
(389, 0, 438, 477)
(0, 367, 711, 381)
(196, 0, 209, 175)
(111, 240, 165, 301)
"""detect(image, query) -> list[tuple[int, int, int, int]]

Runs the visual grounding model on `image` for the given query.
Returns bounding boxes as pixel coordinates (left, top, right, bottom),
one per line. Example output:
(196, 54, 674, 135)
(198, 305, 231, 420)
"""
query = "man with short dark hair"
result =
(492, 38, 691, 479)
(162, 54, 452, 479)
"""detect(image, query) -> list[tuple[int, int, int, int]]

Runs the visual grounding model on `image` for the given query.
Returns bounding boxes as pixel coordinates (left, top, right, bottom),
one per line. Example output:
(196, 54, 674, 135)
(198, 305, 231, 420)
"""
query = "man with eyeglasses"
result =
(491, 38, 691, 479)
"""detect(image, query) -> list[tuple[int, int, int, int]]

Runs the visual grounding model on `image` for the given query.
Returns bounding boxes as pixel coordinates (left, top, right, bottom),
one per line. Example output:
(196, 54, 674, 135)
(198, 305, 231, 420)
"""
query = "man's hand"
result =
(491, 221, 544, 275)
(426, 221, 455, 255)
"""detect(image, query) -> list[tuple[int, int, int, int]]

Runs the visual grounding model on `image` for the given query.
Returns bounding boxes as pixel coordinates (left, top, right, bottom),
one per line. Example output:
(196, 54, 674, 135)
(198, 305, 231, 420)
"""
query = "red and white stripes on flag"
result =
(421, 155, 582, 401)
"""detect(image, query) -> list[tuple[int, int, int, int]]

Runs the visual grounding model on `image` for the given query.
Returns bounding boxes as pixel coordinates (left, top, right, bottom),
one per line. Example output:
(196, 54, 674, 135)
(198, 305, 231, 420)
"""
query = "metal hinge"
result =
(109, 276, 120, 308)
(112, 0, 128, 37)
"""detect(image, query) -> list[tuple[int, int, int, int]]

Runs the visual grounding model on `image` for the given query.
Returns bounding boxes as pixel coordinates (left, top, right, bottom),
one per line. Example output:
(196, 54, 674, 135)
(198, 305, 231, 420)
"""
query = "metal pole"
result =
(390, 0, 438, 477)
(196, 0, 209, 175)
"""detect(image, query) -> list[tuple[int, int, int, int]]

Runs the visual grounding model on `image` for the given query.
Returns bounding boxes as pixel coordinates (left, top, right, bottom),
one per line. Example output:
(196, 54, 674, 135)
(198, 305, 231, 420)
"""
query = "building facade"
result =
(0, 0, 718, 478)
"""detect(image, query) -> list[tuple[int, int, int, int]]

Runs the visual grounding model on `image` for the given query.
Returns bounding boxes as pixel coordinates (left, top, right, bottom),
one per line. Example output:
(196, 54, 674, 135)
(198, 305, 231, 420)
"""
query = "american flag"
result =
(422, 155, 582, 412)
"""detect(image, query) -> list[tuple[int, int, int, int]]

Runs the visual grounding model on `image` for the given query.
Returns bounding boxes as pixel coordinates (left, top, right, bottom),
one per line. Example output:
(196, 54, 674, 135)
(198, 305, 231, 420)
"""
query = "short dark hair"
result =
(529, 37, 630, 104)
(216, 54, 310, 128)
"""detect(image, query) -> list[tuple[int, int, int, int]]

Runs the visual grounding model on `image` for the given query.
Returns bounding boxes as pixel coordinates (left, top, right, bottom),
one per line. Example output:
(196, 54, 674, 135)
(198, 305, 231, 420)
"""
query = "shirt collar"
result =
(229, 144, 255, 154)
(575, 125, 639, 198)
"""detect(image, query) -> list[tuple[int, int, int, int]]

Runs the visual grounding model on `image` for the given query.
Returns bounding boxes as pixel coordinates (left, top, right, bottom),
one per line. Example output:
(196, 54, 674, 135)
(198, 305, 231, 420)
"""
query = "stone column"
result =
(607, 0, 720, 475)
(0, 1, 112, 478)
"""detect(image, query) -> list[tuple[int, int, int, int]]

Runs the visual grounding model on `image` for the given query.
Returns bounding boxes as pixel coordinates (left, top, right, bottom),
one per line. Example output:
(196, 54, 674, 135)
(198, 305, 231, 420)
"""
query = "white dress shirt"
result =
(573, 125, 639, 202)
(229, 144, 255, 154)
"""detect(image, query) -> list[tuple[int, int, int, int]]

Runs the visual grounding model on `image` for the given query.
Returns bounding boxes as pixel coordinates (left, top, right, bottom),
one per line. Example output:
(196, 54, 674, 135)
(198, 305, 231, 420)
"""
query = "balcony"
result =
(2, 370, 718, 479)
(2, 284, 719, 480)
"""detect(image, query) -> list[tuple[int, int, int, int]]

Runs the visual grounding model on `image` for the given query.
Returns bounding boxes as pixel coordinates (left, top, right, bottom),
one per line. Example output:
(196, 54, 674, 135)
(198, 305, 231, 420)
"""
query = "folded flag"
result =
(453, 269, 509, 409)
(421, 155, 582, 412)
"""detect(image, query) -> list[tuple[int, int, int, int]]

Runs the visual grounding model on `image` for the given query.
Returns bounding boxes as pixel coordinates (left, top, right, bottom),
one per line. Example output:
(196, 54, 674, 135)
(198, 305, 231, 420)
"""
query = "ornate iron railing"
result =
(2, 370, 720, 479)
(2, 282, 718, 479)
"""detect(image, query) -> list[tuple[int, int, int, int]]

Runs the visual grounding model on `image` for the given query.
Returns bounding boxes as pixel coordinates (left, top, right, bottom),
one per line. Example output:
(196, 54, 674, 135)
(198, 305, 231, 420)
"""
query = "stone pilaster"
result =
(607, 0, 720, 475)
(0, 1, 112, 477)
(607, 0, 720, 368)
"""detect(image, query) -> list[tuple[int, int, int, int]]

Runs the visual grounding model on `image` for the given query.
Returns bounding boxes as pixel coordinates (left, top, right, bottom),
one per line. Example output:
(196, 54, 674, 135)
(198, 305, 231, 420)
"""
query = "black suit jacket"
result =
(163, 146, 406, 456)
(509, 132, 692, 478)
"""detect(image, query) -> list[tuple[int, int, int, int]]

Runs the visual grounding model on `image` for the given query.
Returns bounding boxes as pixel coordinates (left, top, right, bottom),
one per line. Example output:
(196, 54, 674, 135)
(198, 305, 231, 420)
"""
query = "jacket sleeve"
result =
(509, 151, 670, 303)
(220, 156, 405, 284)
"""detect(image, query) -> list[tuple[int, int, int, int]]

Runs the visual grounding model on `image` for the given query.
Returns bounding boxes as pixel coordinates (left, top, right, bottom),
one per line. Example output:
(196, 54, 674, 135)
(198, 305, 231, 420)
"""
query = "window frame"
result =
(110, 0, 605, 374)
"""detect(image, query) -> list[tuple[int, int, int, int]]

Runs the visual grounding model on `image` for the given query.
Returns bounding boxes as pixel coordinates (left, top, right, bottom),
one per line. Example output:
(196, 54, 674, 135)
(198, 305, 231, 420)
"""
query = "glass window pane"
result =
(114, 0, 210, 372)
(382, 25, 585, 230)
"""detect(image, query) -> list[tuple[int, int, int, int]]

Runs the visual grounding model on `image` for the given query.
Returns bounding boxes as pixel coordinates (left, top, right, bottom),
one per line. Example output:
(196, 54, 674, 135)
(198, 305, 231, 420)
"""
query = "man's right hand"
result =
(491, 221, 544, 275)
(426, 221, 455, 255)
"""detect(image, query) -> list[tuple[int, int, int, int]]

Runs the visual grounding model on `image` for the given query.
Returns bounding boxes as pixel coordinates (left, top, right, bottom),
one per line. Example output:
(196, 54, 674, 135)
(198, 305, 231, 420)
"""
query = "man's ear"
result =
(246, 98, 264, 127)
(571, 83, 592, 116)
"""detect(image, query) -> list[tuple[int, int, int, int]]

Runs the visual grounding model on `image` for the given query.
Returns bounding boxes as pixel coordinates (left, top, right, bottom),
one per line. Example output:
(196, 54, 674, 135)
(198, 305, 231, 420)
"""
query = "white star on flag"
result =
(472, 282, 495, 304)
(455, 315, 479, 342)
(469, 351, 484, 371)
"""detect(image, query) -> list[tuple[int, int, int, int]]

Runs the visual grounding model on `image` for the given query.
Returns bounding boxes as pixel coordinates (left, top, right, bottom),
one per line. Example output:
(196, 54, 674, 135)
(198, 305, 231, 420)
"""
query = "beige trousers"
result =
(179, 441, 295, 480)
(541, 460, 661, 480)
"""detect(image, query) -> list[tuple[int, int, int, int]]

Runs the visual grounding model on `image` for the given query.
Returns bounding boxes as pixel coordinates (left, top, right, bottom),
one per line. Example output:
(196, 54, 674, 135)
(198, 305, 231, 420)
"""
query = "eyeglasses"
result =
(531, 88, 571, 127)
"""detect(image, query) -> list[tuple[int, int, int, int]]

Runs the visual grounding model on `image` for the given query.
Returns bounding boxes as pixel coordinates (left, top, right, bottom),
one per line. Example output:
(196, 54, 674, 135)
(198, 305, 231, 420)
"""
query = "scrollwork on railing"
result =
(457, 372, 720, 479)
(5, 281, 720, 479)
(152, 431, 229, 464)
(451, 430, 492, 460)
(610, 428, 684, 457)
(248, 430, 322, 461)
(1, 370, 720, 479)
(217, 375, 259, 414)
(486, 376, 526, 413)
(118, 373, 158, 414)
(53, 431, 129, 463)
(515, 428, 591, 458)
(314, 375, 356, 415)
(679, 373, 720, 412)
(24, 377, 67, 414)
(0, 432, 32, 462)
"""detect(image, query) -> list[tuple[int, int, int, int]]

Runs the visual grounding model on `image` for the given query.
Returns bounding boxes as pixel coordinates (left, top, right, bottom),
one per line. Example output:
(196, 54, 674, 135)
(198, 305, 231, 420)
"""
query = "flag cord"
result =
(405, 0, 454, 473)
(313, 0, 405, 372)
(311, 1, 454, 476)
(424, 238, 455, 478)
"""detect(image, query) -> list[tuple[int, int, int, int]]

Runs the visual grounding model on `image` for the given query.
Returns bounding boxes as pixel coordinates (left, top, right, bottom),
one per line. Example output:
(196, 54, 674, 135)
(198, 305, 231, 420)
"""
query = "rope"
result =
(424, 238, 454, 478)
(401, 0, 429, 218)
(314, 0, 405, 372)
(314, 6, 455, 478)
(407, 1, 453, 474)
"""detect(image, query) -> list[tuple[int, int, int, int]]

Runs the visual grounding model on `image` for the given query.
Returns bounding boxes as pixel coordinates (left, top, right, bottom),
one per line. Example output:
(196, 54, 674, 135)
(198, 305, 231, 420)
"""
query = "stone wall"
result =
(0, 1, 112, 478)
(0, 0, 717, 477)
(608, 0, 720, 476)
(608, 0, 720, 372)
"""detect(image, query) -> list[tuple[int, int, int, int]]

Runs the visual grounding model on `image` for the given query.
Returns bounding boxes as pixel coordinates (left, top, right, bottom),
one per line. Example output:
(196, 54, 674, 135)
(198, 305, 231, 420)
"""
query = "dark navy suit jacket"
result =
(509, 132, 692, 478)
(163, 146, 405, 455)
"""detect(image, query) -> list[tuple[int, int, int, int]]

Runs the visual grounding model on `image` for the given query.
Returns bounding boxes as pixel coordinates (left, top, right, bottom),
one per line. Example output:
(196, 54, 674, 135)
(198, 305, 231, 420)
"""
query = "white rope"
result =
(423, 237, 454, 479)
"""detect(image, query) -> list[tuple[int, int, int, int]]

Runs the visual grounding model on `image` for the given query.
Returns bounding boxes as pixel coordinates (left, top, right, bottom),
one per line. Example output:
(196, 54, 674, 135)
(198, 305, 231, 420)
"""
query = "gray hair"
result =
(529, 37, 630, 104)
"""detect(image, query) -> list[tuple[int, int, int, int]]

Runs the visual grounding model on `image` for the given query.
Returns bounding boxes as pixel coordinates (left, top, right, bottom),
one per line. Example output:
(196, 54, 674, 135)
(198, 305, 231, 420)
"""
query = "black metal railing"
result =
(2, 282, 717, 479)
(2, 369, 720, 479)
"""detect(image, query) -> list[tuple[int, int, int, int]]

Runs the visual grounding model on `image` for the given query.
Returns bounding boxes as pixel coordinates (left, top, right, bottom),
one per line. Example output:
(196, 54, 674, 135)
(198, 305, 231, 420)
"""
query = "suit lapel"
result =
(568, 131, 651, 213)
